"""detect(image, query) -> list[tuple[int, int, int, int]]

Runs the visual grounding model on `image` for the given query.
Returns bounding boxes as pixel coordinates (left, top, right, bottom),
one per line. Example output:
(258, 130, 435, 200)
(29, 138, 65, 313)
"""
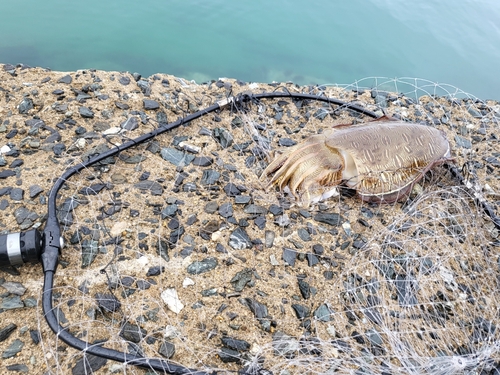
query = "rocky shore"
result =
(0, 63, 499, 374)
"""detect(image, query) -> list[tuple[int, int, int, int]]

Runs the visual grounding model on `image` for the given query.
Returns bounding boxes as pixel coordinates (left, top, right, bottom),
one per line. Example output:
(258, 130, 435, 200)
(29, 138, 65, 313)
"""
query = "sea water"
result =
(0, 0, 499, 99)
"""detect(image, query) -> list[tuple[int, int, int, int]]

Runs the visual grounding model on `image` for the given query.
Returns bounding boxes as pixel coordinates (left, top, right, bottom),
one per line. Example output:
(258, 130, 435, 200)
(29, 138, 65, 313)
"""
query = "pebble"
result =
(18, 98, 33, 114)
(186, 257, 218, 274)
(159, 341, 175, 358)
(230, 268, 253, 291)
(0, 323, 17, 342)
(79, 106, 94, 118)
(272, 331, 299, 357)
(1, 296, 24, 310)
(2, 339, 24, 358)
(218, 202, 234, 218)
(120, 116, 139, 131)
(228, 227, 252, 250)
(1, 281, 26, 295)
(213, 127, 234, 148)
(57, 74, 72, 84)
(160, 288, 184, 314)
(160, 147, 194, 167)
(143, 99, 159, 110)
(95, 293, 121, 312)
(71, 354, 107, 375)
(282, 248, 297, 266)
(313, 213, 344, 226)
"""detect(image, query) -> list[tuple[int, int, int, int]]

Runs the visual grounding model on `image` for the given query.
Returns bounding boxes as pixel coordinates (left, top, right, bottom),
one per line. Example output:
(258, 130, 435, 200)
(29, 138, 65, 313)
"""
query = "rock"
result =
(120, 322, 146, 343)
(0, 170, 16, 179)
(143, 99, 159, 110)
(71, 353, 107, 375)
(455, 135, 472, 149)
(18, 98, 34, 114)
(243, 204, 268, 215)
(119, 76, 131, 85)
(58, 74, 72, 84)
(1, 296, 24, 310)
(133, 180, 163, 195)
(218, 347, 241, 363)
(160, 147, 195, 167)
(228, 227, 252, 250)
(221, 336, 250, 351)
(291, 304, 310, 319)
(219, 202, 234, 218)
(265, 230, 275, 248)
(2, 338, 24, 359)
(200, 169, 220, 185)
(230, 268, 253, 291)
(95, 293, 121, 312)
(297, 228, 312, 241)
(79, 106, 94, 118)
(282, 248, 297, 266)
(159, 341, 176, 359)
(192, 156, 213, 166)
(1, 281, 26, 295)
(213, 127, 234, 148)
(223, 183, 242, 196)
(278, 138, 297, 147)
(314, 304, 332, 322)
(313, 213, 344, 226)
(0, 323, 17, 342)
(272, 331, 299, 358)
(120, 116, 139, 131)
(146, 266, 164, 276)
(239, 298, 268, 319)
(186, 257, 218, 274)
(6, 364, 29, 372)
(161, 288, 184, 314)
(298, 278, 311, 299)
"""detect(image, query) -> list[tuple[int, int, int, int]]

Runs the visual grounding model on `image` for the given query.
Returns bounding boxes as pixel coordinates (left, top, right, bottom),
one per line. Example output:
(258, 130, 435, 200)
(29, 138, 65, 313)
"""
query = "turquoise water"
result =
(1, 0, 499, 99)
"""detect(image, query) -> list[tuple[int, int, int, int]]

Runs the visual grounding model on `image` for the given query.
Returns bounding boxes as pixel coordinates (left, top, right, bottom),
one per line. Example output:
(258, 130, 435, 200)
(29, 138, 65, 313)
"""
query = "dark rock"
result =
(297, 228, 312, 241)
(143, 99, 159, 110)
(133, 180, 163, 195)
(199, 220, 219, 240)
(204, 201, 218, 214)
(272, 331, 299, 358)
(71, 353, 107, 375)
(244, 204, 268, 215)
(119, 76, 131, 85)
(292, 304, 310, 319)
(79, 106, 94, 118)
(228, 227, 252, 250)
(223, 183, 241, 196)
(9, 188, 24, 201)
(239, 298, 268, 319)
(234, 195, 251, 204)
(2, 339, 24, 358)
(221, 336, 250, 351)
(1, 296, 23, 309)
(213, 127, 234, 148)
(159, 341, 175, 359)
(137, 79, 151, 94)
(18, 98, 34, 114)
(95, 293, 121, 312)
(254, 216, 266, 230)
(192, 156, 214, 167)
(306, 253, 319, 267)
(218, 347, 241, 363)
(6, 364, 29, 372)
(186, 257, 218, 274)
(0, 323, 17, 342)
(58, 74, 72, 84)
(282, 248, 297, 266)
(269, 204, 284, 216)
(314, 304, 332, 322)
(120, 322, 146, 343)
(161, 204, 178, 219)
(200, 169, 220, 185)
(81, 240, 99, 268)
(146, 266, 164, 276)
(79, 183, 106, 195)
(278, 138, 297, 147)
(219, 202, 233, 218)
(0, 170, 16, 179)
(313, 213, 344, 226)
(366, 329, 383, 346)
(53, 143, 66, 156)
(160, 147, 194, 167)
(395, 274, 419, 306)
(312, 244, 324, 255)
(120, 116, 139, 131)
(230, 268, 253, 292)
(298, 278, 311, 299)
(455, 135, 472, 149)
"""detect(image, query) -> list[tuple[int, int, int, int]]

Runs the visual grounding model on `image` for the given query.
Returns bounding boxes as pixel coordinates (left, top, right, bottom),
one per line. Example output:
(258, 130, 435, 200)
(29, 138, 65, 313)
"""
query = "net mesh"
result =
(3, 70, 499, 374)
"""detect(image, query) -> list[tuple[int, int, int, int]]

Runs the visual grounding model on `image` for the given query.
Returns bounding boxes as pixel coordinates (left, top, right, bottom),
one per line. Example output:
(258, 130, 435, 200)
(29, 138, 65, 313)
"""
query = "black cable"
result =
(40, 91, 379, 374)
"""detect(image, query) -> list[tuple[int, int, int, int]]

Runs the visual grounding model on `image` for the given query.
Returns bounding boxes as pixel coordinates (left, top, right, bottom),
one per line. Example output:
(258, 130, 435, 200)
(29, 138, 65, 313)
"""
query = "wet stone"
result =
(228, 227, 252, 250)
(159, 341, 175, 359)
(95, 293, 121, 312)
(187, 257, 218, 274)
(79, 106, 94, 118)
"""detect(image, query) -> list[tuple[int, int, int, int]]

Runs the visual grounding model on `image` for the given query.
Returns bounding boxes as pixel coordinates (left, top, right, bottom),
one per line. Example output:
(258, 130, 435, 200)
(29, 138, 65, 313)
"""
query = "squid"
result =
(262, 116, 452, 206)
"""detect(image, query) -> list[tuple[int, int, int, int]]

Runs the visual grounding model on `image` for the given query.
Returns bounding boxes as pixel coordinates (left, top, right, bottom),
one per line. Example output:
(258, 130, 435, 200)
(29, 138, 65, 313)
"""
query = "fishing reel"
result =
(0, 229, 43, 267)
